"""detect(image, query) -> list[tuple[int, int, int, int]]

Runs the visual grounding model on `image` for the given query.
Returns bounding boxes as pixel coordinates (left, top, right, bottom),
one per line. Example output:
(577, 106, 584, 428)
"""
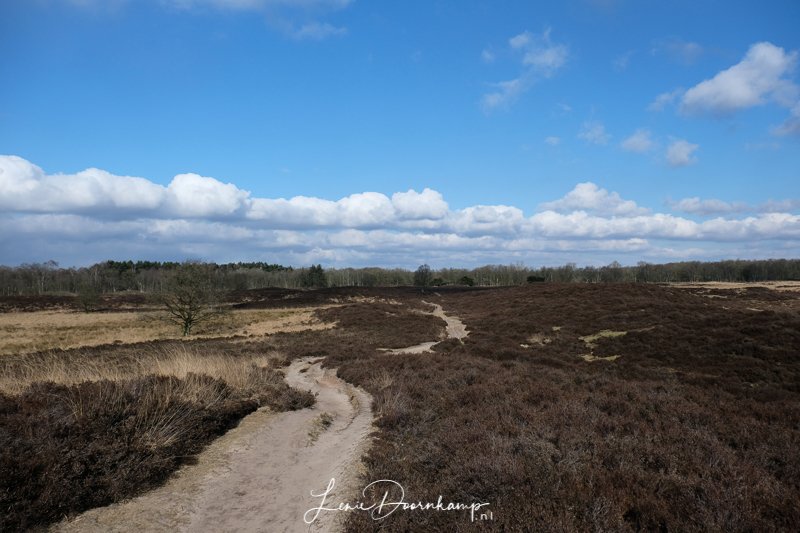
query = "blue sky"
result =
(1, 0, 799, 268)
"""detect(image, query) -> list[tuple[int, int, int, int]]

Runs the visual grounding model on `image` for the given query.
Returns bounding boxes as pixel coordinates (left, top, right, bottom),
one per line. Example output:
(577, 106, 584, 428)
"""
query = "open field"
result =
(0, 306, 333, 356)
(1, 283, 799, 531)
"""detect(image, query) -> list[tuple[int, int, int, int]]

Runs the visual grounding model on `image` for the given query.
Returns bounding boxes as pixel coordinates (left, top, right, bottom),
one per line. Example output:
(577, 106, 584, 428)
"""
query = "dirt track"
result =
(381, 300, 468, 354)
(54, 358, 373, 533)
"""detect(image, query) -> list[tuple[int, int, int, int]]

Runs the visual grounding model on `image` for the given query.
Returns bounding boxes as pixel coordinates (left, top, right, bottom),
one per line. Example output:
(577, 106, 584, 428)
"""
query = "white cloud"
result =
(680, 42, 799, 115)
(2, 155, 799, 267)
(523, 45, 568, 77)
(669, 196, 800, 216)
(544, 136, 561, 146)
(540, 182, 649, 216)
(665, 139, 699, 167)
(482, 28, 568, 111)
(336, 192, 395, 226)
(391, 188, 449, 220)
(481, 49, 495, 63)
(761, 198, 800, 212)
(520, 28, 568, 77)
(165, 173, 251, 217)
(0, 156, 165, 214)
(620, 129, 655, 153)
(290, 21, 347, 40)
(481, 77, 527, 111)
(450, 205, 526, 235)
(509, 31, 532, 50)
(578, 121, 611, 145)
(773, 102, 800, 136)
(647, 89, 682, 112)
(669, 197, 747, 216)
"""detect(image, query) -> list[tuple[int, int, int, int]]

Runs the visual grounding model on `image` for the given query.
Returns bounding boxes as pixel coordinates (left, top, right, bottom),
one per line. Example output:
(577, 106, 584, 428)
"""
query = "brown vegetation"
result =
(311, 283, 800, 531)
(2, 283, 799, 531)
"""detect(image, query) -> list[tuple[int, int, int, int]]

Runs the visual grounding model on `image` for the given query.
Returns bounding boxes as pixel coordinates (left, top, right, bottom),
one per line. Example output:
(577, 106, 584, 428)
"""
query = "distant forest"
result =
(1, 258, 798, 296)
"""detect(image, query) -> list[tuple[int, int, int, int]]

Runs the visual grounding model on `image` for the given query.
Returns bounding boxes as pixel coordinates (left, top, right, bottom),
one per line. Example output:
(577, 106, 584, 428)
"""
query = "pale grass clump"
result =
(148, 344, 277, 392)
(0, 355, 132, 395)
(0, 344, 286, 398)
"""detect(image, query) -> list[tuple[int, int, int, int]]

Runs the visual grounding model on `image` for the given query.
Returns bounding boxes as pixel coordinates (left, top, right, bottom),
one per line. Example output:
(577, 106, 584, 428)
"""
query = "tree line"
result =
(1, 258, 799, 296)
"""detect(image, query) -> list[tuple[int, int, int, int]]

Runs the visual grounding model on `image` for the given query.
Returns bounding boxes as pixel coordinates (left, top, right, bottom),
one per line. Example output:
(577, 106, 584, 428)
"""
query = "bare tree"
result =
(159, 262, 224, 336)
(414, 264, 432, 288)
(76, 282, 101, 313)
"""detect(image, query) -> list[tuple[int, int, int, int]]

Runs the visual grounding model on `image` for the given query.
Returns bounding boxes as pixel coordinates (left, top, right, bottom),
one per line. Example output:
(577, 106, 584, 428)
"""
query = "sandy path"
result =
(425, 301, 469, 341)
(54, 358, 373, 533)
(381, 300, 469, 354)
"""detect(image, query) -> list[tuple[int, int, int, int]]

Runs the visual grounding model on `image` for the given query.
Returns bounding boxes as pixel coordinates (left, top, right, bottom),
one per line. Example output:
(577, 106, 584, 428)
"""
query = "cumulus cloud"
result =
(578, 121, 611, 145)
(0, 156, 165, 214)
(540, 182, 648, 216)
(669, 196, 800, 216)
(668, 197, 747, 216)
(665, 139, 699, 167)
(482, 28, 568, 111)
(680, 42, 799, 115)
(620, 129, 655, 153)
(391, 188, 449, 220)
(2, 155, 799, 267)
(165, 173, 251, 217)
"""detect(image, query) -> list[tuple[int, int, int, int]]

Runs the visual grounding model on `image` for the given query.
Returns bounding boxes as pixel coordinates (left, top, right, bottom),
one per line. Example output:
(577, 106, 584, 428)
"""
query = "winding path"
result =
(54, 300, 468, 532)
(54, 359, 373, 533)
(380, 300, 469, 354)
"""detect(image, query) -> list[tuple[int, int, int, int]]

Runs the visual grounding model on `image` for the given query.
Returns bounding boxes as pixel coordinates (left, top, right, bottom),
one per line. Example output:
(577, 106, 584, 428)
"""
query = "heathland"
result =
(1, 282, 799, 531)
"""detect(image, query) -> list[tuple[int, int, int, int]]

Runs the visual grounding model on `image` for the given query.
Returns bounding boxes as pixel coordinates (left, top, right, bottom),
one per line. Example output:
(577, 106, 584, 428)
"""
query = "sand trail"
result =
(54, 358, 373, 533)
(380, 300, 469, 354)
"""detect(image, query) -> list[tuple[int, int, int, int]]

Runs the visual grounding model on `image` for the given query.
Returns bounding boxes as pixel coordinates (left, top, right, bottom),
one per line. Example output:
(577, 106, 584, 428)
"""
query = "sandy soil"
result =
(669, 281, 800, 292)
(53, 358, 373, 533)
(380, 301, 469, 354)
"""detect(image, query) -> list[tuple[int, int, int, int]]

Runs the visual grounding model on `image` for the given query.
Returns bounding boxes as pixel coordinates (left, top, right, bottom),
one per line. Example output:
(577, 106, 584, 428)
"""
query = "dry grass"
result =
(0, 343, 285, 397)
(0, 307, 333, 356)
(668, 281, 800, 292)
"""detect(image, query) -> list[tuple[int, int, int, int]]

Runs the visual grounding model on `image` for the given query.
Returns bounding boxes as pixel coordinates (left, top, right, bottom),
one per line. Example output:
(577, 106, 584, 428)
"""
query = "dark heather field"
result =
(1, 283, 799, 531)
(285, 284, 800, 531)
